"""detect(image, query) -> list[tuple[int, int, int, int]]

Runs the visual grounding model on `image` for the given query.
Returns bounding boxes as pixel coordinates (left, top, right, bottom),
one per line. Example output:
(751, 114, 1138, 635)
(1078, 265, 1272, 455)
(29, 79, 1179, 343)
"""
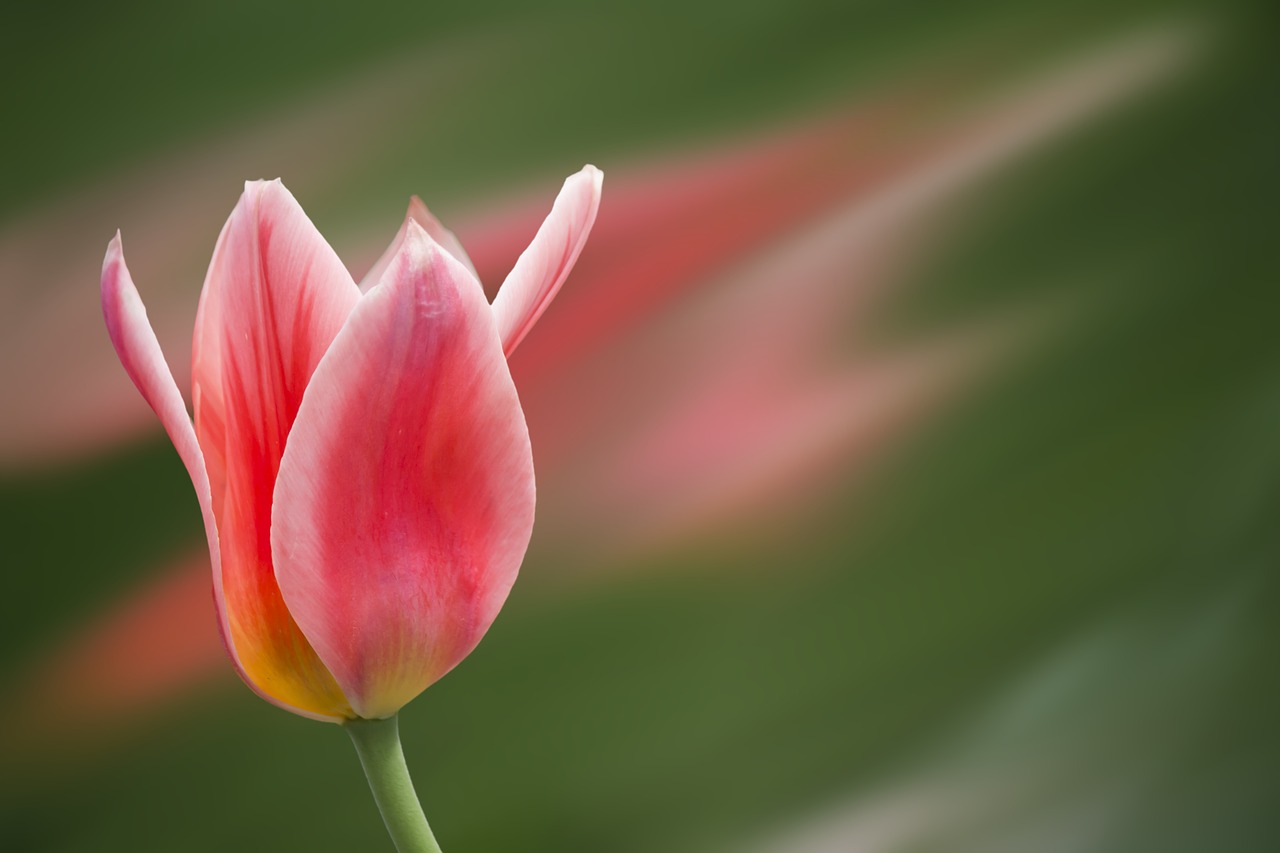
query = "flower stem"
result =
(344, 715, 443, 853)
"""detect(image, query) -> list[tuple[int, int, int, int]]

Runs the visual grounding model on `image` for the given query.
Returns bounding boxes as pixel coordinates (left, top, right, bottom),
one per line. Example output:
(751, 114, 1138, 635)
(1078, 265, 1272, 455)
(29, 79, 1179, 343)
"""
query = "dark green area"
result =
(0, 0, 1207, 222)
(0, 438, 202, 672)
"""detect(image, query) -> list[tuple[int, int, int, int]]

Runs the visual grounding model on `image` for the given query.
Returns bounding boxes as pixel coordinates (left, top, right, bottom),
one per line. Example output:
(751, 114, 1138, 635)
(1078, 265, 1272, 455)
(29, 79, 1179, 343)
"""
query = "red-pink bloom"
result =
(100, 167, 602, 721)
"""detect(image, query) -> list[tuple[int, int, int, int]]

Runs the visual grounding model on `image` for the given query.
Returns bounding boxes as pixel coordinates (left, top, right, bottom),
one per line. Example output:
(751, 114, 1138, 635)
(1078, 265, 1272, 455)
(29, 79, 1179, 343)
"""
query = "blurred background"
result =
(2, 0, 1277, 850)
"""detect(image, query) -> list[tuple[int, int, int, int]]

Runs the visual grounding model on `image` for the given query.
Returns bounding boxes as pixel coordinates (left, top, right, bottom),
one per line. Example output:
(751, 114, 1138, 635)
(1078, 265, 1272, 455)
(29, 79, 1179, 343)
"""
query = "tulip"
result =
(100, 167, 602, 851)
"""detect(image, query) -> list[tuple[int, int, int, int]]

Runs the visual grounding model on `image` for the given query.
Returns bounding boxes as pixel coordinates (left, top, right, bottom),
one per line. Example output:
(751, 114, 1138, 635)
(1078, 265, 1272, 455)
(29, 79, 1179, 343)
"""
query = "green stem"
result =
(344, 715, 443, 853)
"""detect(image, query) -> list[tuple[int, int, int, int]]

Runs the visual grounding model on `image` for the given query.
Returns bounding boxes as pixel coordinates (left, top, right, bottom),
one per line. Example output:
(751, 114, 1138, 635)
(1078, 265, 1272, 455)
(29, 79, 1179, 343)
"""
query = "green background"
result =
(2, 0, 1277, 850)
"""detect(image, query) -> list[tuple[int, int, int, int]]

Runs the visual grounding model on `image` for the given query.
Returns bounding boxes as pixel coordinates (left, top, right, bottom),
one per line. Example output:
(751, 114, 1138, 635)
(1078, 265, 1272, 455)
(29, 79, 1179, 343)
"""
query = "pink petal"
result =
(100, 236, 333, 721)
(358, 196, 477, 292)
(191, 180, 361, 720)
(491, 165, 602, 357)
(272, 222, 534, 720)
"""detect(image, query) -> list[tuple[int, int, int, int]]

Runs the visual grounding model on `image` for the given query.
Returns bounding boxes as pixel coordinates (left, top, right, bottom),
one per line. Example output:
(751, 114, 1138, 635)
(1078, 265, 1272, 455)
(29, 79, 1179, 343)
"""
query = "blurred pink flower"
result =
(100, 169, 602, 720)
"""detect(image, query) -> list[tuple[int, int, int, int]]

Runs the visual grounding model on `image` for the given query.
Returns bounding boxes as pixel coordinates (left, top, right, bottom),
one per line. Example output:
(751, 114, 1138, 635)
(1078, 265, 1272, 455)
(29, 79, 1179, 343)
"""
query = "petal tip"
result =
(104, 231, 124, 265)
(398, 218, 453, 273)
(575, 164, 604, 194)
(491, 163, 604, 355)
(401, 217, 464, 264)
(241, 178, 286, 201)
(402, 216, 439, 249)
(101, 233, 130, 302)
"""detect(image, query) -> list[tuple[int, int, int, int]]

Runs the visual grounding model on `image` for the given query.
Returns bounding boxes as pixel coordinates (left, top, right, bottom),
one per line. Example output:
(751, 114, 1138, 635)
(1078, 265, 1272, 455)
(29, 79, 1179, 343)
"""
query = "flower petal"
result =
(100, 236, 334, 721)
(358, 196, 477, 292)
(192, 180, 361, 720)
(491, 165, 602, 357)
(273, 222, 535, 720)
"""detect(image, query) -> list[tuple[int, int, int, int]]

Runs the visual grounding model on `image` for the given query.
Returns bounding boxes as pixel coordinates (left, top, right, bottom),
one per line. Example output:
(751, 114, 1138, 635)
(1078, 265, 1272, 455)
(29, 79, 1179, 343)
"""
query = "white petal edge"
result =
(491, 165, 603, 357)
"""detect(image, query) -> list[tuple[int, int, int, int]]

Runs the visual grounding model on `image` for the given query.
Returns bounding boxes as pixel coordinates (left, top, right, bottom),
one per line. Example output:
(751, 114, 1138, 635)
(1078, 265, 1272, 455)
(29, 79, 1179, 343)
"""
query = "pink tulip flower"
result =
(100, 167, 602, 722)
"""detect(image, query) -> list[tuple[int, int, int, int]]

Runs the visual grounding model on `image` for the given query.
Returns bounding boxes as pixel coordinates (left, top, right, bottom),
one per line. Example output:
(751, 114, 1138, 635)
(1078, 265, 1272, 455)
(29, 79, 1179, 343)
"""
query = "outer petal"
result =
(358, 196, 477, 292)
(273, 222, 535, 720)
(491, 165, 603, 357)
(100, 236, 335, 721)
(192, 180, 361, 720)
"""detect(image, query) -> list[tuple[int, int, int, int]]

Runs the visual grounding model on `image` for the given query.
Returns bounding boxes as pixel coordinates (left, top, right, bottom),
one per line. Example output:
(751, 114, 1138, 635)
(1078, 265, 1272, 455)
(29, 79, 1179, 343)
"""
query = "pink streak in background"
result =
(8, 554, 225, 733)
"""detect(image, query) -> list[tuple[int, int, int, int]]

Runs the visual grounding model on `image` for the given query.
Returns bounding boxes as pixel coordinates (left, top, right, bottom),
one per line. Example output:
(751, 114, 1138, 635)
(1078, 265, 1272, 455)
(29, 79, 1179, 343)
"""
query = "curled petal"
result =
(100, 236, 330, 720)
(192, 180, 361, 720)
(273, 222, 535, 720)
(359, 196, 477, 292)
(492, 165, 602, 357)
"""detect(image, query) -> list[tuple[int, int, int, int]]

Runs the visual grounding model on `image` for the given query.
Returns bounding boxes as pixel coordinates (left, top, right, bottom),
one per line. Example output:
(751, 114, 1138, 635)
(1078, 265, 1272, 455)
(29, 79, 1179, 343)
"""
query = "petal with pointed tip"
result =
(192, 180, 360, 720)
(273, 223, 534, 720)
(101, 236, 334, 721)
(359, 196, 476, 292)
(492, 165, 602, 357)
